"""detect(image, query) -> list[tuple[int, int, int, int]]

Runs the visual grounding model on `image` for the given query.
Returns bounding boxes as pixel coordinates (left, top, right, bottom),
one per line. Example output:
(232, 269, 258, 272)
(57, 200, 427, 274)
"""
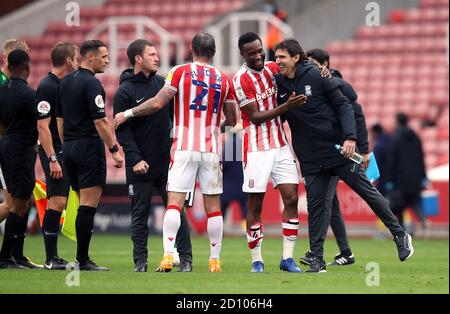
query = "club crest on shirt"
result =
(95, 95, 105, 109)
(305, 85, 312, 97)
(249, 179, 255, 188)
(37, 101, 51, 115)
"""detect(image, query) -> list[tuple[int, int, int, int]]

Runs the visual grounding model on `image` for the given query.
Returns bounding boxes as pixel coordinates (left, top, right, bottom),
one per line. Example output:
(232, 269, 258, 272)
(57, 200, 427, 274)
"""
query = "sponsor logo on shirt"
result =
(255, 86, 277, 102)
(37, 101, 51, 115)
(305, 85, 312, 96)
(95, 95, 105, 109)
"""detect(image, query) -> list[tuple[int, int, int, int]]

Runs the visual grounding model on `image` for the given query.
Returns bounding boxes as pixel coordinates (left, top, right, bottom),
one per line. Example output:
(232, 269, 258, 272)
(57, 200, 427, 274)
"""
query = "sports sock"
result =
(42, 209, 62, 260)
(75, 206, 96, 264)
(207, 211, 223, 259)
(12, 212, 28, 259)
(1, 212, 24, 259)
(247, 223, 263, 263)
(282, 218, 299, 260)
(163, 205, 181, 255)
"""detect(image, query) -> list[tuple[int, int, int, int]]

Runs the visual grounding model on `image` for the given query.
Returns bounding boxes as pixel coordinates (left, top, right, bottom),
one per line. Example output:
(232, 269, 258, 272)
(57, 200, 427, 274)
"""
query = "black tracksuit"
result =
(113, 69, 192, 264)
(387, 126, 427, 228)
(277, 61, 404, 260)
(327, 68, 369, 255)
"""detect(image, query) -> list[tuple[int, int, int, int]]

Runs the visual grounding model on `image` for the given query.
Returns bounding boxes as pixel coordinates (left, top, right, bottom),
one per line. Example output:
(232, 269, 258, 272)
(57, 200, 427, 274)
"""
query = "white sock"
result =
(207, 211, 223, 259)
(282, 218, 299, 260)
(163, 205, 181, 255)
(247, 224, 263, 263)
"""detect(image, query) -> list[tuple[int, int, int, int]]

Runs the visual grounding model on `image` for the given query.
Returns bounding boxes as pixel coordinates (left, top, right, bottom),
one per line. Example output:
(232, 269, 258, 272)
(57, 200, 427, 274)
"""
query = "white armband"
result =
(124, 109, 134, 119)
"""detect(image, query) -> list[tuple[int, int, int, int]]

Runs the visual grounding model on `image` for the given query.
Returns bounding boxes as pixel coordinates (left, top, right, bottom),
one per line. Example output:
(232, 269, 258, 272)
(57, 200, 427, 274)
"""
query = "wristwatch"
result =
(48, 154, 58, 163)
(109, 144, 119, 153)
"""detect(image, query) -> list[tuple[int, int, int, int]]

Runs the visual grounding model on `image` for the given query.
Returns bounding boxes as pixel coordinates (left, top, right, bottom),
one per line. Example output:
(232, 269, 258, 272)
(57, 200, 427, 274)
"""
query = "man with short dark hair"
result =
(275, 39, 413, 272)
(36, 42, 79, 270)
(299, 48, 370, 267)
(387, 113, 428, 231)
(57, 40, 124, 271)
(113, 39, 193, 272)
(0, 38, 30, 224)
(0, 50, 41, 269)
(115, 33, 238, 273)
(233, 32, 306, 273)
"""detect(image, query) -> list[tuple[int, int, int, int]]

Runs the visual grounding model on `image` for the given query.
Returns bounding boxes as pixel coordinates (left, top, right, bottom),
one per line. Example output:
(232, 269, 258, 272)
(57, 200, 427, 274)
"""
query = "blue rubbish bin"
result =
(421, 190, 440, 217)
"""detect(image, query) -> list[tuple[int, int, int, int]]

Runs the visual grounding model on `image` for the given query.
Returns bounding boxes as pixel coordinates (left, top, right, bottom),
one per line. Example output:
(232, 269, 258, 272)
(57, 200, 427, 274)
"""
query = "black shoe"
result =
(305, 256, 327, 273)
(328, 253, 355, 266)
(0, 258, 27, 269)
(134, 260, 148, 272)
(178, 260, 193, 272)
(15, 256, 44, 269)
(299, 250, 313, 266)
(78, 259, 110, 271)
(394, 233, 414, 262)
(44, 257, 69, 270)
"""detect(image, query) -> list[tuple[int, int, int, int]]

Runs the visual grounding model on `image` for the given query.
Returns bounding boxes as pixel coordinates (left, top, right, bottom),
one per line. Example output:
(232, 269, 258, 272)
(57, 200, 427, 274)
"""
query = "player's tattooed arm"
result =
(133, 87, 176, 117)
(114, 86, 176, 129)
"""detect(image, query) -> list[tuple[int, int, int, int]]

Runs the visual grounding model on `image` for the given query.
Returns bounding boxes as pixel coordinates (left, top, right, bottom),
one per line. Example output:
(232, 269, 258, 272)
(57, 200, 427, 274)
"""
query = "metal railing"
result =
(206, 12, 293, 74)
(87, 16, 185, 74)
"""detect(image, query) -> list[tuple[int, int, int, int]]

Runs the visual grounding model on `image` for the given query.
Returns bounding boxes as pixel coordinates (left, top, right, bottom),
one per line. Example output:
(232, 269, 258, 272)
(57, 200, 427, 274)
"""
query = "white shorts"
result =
(243, 145, 299, 193)
(167, 150, 223, 195)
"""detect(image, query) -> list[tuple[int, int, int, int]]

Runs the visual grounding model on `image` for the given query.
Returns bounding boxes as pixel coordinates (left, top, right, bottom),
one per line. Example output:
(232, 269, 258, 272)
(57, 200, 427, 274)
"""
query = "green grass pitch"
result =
(0, 235, 448, 294)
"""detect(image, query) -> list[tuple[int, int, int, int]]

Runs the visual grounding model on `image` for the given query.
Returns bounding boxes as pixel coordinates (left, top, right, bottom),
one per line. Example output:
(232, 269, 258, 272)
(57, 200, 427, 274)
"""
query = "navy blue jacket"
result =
(331, 69, 369, 154)
(113, 69, 173, 184)
(277, 61, 357, 176)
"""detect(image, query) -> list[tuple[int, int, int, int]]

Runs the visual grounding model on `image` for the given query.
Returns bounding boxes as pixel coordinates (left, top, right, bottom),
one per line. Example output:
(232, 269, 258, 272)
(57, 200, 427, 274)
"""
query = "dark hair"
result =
(51, 42, 77, 67)
(396, 112, 409, 127)
(7, 49, 29, 72)
(238, 32, 262, 52)
(127, 39, 153, 66)
(274, 39, 306, 63)
(80, 40, 106, 57)
(306, 48, 330, 67)
(191, 32, 216, 59)
(371, 123, 383, 135)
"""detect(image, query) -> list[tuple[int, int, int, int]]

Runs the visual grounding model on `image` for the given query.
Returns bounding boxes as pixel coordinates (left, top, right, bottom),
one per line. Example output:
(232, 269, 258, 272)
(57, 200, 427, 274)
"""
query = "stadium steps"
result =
(326, 0, 449, 170)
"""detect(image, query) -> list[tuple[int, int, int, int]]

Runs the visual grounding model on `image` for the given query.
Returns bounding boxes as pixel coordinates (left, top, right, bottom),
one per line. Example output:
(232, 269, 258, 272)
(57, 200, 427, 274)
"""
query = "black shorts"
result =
(38, 145, 70, 198)
(0, 141, 36, 199)
(62, 138, 106, 191)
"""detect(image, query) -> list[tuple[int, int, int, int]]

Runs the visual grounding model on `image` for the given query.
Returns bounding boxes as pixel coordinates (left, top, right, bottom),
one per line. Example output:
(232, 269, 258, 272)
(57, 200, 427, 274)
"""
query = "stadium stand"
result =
(326, 0, 449, 171)
(18, 0, 250, 182)
(5, 0, 448, 182)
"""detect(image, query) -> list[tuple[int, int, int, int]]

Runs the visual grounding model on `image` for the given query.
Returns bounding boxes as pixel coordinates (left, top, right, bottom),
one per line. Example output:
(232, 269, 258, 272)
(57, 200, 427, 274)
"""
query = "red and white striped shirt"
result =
(165, 62, 235, 154)
(233, 61, 288, 154)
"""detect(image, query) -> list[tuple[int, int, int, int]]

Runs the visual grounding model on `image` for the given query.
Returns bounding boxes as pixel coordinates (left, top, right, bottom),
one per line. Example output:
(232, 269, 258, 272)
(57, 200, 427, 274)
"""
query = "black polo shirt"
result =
(0, 78, 38, 146)
(56, 67, 106, 141)
(36, 72, 62, 146)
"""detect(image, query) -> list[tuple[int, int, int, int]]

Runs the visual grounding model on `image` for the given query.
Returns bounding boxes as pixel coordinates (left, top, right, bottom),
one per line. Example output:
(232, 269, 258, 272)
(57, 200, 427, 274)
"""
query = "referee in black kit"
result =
(36, 42, 79, 269)
(274, 39, 413, 273)
(113, 39, 193, 272)
(0, 50, 41, 269)
(56, 40, 124, 271)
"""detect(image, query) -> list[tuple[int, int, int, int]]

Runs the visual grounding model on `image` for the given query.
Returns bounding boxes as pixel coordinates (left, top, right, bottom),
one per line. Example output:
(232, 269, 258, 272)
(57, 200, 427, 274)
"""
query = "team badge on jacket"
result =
(305, 85, 312, 97)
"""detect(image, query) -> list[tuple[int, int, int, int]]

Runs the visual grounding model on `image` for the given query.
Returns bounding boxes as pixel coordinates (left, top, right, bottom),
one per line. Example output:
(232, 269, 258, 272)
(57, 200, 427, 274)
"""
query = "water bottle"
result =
(335, 144, 363, 164)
